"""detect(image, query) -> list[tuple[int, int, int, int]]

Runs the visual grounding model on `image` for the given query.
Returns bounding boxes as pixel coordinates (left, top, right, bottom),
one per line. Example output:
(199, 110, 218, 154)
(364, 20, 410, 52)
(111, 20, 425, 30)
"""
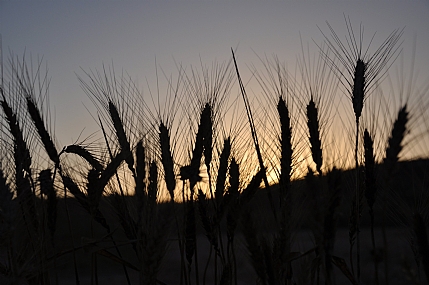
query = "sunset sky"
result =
(2, 1, 429, 172)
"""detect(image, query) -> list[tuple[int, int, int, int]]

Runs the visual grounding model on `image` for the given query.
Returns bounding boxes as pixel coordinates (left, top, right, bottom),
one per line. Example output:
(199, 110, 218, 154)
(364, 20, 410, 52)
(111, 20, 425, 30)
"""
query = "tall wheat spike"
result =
(147, 161, 158, 222)
(277, 96, 292, 202)
(215, 138, 231, 213)
(0, 92, 38, 240)
(277, 96, 293, 283)
(25, 96, 59, 166)
(385, 105, 409, 172)
(159, 122, 176, 200)
(319, 19, 403, 281)
(191, 103, 211, 190)
(307, 98, 322, 174)
(135, 140, 146, 210)
(108, 100, 135, 175)
(0, 94, 32, 189)
(202, 103, 213, 174)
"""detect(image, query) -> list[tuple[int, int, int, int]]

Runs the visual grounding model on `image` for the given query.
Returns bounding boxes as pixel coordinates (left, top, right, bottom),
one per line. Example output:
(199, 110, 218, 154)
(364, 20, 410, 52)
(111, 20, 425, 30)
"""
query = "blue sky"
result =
(1, 1, 429, 168)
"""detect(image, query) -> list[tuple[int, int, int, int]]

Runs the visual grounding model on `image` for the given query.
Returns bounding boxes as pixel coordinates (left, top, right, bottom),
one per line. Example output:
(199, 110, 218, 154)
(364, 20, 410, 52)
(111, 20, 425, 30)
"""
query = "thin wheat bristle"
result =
(352, 59, 366, 121)
(385, 105, 409, 171)
(108, 100, 135, 174)
(306, 98, 323, 174)
(26, 97, 59, 165)
(64, 144, 103, 171)
(159, 122, 176, 200)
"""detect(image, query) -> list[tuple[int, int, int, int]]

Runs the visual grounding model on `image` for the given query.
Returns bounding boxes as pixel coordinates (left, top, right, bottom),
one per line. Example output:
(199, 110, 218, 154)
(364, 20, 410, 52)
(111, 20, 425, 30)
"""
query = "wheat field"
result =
(1, 19, 429, 285)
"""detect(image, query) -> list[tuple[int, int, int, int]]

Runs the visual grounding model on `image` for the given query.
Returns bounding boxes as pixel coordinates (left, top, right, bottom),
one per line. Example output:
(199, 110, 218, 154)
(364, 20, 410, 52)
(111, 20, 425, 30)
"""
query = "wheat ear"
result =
(385, 105, 409, 173)
(135, 140, 146, 210)
(26, 97, 59, 166)
(307, 98, 322, 174)
(215, 138, 231, 214)
(202, 103, 213, 173)
(159, 122, 176, 200)
(0, 96, 32, 188)
(352, 58, 366, 283)
(108, 100, 135, 175)
(277, 96, 293, 282)
(64, 144, 103, 171)
(277, 96, 292, 202)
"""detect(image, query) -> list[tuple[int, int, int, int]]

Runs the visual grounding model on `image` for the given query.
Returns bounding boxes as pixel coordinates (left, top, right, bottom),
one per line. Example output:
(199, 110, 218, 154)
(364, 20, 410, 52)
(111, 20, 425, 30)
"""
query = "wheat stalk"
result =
(324, 167, 342, 285)
(413, 212, 429, 283)
(364, 129, 379, 284)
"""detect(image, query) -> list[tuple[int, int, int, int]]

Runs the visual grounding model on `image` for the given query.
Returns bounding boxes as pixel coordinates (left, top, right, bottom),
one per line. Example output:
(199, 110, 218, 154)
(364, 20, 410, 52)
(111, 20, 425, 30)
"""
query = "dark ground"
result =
(8, 159, 429, 284)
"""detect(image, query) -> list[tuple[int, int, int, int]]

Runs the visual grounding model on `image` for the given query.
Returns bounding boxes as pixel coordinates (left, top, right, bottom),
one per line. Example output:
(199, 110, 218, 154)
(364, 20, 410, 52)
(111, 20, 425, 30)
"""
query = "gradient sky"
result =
(1, 1, 429, 166)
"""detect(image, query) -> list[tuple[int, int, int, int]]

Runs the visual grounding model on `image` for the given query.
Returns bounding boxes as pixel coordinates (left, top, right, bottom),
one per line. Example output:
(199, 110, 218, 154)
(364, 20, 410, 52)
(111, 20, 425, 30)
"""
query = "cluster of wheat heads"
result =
(1, 20, 429, 285)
